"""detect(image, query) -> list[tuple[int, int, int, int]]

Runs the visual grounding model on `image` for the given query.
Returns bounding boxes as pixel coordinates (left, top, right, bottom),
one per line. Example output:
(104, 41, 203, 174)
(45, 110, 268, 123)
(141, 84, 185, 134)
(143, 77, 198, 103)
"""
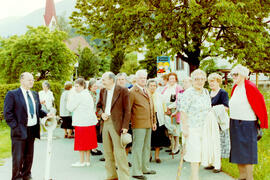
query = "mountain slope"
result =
(0, 0, 76, 37)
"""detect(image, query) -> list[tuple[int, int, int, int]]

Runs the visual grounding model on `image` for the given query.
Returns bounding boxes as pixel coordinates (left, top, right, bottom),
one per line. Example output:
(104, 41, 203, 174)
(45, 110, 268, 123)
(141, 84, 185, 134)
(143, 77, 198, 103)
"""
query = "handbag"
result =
(256, 120, 263, 141)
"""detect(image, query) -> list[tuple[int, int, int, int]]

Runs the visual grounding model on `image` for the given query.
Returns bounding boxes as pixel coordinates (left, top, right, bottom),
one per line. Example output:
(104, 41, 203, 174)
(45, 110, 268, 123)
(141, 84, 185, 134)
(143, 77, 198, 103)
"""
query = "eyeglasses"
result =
(194, 78, 206, 82)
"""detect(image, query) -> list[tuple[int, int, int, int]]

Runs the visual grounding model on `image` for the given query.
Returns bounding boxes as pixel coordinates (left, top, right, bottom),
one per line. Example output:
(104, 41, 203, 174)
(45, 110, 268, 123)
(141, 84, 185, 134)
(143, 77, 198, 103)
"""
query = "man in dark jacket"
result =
(4, 72, 50, 180)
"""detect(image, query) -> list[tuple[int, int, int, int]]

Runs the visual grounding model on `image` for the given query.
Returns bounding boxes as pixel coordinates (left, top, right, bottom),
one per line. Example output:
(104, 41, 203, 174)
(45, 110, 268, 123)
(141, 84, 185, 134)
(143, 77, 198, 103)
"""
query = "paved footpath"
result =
(0, 128, 234, 180)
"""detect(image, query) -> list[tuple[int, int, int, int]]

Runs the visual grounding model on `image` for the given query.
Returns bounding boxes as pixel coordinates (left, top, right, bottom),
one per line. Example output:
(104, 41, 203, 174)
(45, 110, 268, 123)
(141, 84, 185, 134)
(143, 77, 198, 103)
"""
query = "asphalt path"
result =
(0, 128, 234, 180)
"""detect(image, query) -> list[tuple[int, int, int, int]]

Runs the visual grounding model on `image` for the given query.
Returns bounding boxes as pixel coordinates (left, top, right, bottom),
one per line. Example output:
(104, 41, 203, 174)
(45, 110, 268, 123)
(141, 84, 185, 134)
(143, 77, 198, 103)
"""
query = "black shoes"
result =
(143, 170, 156, 175)
(99, 157, 105, 161)
(128, 162, 132, 167)
(91, 149, 103, 156)
(132, 170, 156, 179)
(132, 175, 147, 180)
(204, 166, 214, 170)
(169, 149, 180, 155)
(213, 169, 221, 173)
(205, 166, 221, 173)
(155, 159, 161, 163)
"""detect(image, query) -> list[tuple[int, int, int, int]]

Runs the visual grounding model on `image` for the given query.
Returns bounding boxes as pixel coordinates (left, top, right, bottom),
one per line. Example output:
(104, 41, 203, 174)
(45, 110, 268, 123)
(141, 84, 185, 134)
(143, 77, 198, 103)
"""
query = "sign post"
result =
(157, 56, 170, 76)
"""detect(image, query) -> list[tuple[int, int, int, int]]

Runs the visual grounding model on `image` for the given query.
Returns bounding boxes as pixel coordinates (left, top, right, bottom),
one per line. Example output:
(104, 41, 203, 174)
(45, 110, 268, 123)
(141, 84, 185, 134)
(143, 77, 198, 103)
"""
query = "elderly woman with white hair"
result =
(60, 81, 74, 138)
(39, 81, 55, 137)
(180, 69, 212, 180)
(147, 79, 170, 163)
(229, 65, 268, 180)
(39, 81, 55, 113)
(204, 73, 230, 173)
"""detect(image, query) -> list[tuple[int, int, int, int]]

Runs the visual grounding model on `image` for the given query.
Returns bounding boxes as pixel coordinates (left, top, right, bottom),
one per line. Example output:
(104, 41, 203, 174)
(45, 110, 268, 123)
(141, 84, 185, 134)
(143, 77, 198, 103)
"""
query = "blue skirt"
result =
(229, 119, 257, 164)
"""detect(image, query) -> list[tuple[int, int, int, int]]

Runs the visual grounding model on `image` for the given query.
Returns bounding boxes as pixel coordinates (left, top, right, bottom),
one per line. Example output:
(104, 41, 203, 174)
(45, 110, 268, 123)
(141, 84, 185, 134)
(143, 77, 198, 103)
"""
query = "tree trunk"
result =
(189, 64, 199, 74)
(176, 53, 200, 75)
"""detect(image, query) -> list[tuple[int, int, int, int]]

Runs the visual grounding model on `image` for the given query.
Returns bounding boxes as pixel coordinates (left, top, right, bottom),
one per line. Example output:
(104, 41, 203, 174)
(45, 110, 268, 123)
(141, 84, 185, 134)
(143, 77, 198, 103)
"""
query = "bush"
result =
(0, 81, 63, 121)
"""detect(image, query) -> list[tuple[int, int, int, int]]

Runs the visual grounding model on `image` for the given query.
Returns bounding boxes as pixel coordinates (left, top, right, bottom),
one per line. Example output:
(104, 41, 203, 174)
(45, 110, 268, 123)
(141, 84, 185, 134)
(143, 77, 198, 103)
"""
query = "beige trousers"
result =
(103, 118, 129, 180)
(131, 128, 151, 176)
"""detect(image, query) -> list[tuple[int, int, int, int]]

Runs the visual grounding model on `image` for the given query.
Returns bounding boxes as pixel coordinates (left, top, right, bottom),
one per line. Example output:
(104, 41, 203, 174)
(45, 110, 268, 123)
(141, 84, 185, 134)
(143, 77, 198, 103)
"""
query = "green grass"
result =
(222, 90, 270, 180)
(0, 121, 11, 166)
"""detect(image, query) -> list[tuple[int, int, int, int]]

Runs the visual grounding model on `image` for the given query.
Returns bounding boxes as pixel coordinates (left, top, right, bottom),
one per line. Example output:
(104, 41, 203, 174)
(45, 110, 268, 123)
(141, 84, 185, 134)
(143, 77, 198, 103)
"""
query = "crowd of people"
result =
(3, 64, 268, 180)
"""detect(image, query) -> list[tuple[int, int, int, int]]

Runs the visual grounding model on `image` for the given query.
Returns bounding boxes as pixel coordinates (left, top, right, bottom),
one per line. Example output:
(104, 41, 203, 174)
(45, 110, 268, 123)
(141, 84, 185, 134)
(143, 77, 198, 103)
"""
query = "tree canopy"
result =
(78, 47, 100, 79)
(70, 0, 270, 73)
(120, 52, 139, 75)
(0, 26, 77, 83)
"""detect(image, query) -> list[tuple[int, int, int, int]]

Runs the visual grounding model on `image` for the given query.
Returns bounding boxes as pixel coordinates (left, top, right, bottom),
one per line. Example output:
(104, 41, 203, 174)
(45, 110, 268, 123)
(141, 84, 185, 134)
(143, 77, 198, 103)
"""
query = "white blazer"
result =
(67, 89, 98, 127)
(59, 90, 71, 117)
(153, 92, 165, 126)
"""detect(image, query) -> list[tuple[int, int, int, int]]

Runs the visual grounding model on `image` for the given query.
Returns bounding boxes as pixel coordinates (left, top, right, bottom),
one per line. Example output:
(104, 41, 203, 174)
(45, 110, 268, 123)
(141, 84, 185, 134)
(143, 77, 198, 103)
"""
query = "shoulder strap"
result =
(161, 86, 168, 95)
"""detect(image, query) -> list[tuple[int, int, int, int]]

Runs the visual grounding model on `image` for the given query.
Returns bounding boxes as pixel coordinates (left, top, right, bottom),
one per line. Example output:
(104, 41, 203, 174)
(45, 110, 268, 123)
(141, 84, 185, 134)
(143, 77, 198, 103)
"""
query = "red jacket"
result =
(231, 80, 268, 128)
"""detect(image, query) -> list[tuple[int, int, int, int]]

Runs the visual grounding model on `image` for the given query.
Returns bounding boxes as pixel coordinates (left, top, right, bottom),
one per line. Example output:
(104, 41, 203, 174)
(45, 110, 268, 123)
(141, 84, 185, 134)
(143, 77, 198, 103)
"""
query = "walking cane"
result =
(176, 142, 186, 180)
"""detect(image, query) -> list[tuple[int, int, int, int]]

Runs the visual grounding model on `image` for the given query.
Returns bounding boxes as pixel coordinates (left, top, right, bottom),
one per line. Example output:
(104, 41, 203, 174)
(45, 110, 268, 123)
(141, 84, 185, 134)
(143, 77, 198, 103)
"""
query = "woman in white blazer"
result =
(67, 78, 98, 167)
(147, 79, 170, 163)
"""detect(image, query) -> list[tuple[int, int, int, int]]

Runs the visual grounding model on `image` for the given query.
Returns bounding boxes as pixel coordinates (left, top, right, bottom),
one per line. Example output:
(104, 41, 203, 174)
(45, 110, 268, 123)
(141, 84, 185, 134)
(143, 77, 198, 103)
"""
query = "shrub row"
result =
(0, 81, 63, 121)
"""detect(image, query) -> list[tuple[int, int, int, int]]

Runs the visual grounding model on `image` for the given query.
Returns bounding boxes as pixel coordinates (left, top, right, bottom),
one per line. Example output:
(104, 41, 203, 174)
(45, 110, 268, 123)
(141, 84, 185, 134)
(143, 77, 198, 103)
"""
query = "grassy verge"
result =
(0, 121, 11, 166)
(222, 90, 270, 180)
(222, 129, 270, 180)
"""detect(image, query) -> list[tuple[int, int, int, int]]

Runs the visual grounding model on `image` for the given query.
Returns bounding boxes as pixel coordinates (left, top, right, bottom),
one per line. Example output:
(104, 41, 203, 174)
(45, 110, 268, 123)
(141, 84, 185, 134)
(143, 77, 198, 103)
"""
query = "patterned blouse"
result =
(180, 87, 211, 128)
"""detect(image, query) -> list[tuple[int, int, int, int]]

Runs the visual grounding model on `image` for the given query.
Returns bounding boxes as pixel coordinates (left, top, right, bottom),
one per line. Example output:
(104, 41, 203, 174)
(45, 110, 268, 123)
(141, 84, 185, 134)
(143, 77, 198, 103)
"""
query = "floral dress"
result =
(179, 87, 211, 129)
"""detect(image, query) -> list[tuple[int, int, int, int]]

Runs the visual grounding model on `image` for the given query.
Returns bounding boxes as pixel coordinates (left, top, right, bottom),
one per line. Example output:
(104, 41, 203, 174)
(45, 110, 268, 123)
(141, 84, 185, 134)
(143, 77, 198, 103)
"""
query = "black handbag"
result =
(256, 120, 263, 141)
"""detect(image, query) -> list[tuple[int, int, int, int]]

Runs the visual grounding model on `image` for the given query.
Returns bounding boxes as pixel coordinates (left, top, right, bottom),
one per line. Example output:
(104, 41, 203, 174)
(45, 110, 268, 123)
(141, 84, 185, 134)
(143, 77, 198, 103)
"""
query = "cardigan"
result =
(161, 84, 183, 123)
(67, 89, 98, 127)
(231, 80, 268, 128)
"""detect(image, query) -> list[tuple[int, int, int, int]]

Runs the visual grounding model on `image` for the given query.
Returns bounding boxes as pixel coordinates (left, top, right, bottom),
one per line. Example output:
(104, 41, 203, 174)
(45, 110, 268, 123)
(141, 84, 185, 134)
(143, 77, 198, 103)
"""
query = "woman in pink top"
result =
(161, 72, 183, 155)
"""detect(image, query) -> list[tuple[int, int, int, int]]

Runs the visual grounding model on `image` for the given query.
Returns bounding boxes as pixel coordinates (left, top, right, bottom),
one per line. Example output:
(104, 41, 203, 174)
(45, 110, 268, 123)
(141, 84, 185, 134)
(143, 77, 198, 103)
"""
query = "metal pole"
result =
(44, 129, 53, 180)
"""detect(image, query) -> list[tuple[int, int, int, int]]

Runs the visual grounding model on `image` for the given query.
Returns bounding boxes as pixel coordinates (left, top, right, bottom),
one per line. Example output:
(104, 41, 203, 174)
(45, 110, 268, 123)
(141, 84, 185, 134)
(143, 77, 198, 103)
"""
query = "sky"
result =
(0, 0, 64, 20)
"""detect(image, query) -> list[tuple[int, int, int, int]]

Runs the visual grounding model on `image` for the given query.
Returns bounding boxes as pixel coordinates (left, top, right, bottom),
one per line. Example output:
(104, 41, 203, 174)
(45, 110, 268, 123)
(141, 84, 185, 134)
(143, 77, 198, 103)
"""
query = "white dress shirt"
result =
(105, 84, 116, 115)
(20, 87, 37, 126)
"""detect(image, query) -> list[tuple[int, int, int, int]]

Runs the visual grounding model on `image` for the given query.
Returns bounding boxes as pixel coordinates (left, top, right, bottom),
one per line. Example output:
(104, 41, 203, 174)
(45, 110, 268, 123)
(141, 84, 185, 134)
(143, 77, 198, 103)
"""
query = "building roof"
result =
(44, 0, 57, 26)
(64, 36, 94, 54)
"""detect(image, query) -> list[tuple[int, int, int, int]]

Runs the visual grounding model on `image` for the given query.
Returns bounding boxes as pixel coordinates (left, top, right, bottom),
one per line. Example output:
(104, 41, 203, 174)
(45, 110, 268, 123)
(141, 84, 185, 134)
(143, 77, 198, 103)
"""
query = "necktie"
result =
(26, 91, 34, 118)
(143, 88, 148, 96)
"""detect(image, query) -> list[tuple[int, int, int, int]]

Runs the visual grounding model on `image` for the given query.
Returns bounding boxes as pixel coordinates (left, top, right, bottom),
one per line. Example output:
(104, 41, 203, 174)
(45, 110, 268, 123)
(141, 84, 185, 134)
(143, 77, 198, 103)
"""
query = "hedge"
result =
(0, 81, 63, 121)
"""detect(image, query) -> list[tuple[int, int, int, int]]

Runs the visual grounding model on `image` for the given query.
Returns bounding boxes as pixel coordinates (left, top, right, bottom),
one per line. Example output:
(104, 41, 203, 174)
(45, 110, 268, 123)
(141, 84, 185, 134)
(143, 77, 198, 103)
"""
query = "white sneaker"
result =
(85, 162, 90, 167)
(71, 162, 85, 167)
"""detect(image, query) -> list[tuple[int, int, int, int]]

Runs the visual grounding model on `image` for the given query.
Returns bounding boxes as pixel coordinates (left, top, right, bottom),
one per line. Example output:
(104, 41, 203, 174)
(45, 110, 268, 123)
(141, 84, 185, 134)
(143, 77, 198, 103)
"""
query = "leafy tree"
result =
(0, 26, 77, 83)
(110, 50, 125, 74)
(57, 15, 72, 35)
(120, 52, 139, 75)
(70, 0, 270, 73)
(199, 59, 219, 75)
(139, 50, 158, 78)
(99, 57, 111, 76)
(78, 47, 100, 79)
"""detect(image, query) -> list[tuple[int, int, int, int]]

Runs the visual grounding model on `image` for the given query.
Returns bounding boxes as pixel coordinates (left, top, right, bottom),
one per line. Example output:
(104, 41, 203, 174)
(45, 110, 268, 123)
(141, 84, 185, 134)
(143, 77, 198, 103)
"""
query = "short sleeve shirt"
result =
(180, 87, 211, 128)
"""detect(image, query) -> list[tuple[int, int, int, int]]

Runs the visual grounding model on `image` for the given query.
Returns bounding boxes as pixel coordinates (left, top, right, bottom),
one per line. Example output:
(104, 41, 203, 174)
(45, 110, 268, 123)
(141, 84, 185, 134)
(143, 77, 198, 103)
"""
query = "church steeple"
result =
(44, 0, 57, 28)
